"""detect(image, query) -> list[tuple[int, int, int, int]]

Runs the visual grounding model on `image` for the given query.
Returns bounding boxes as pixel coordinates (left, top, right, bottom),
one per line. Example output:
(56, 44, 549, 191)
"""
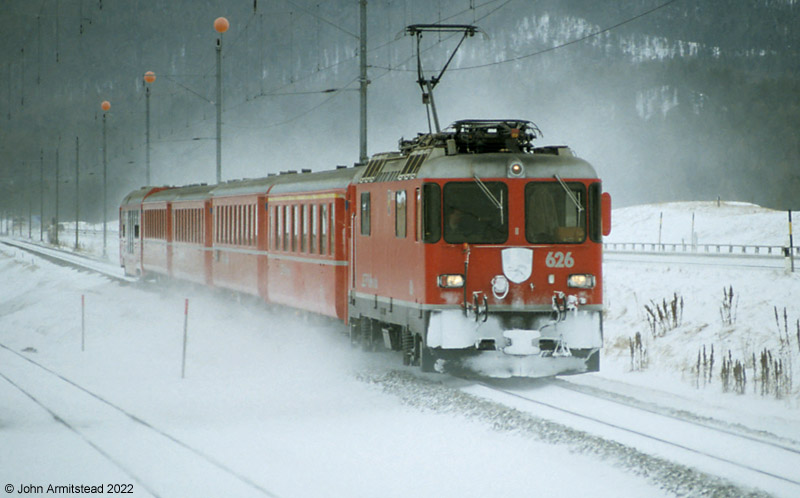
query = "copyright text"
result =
(5, 483, 133, 494)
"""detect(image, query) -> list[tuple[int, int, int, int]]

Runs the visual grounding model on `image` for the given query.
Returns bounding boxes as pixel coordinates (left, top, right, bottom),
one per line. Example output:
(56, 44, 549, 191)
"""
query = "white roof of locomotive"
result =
(417, 149, 599, 181)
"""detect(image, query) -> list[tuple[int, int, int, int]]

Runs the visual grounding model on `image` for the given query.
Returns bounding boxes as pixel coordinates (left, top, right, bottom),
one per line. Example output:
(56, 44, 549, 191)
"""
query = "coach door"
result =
(126, 209, 139, 254)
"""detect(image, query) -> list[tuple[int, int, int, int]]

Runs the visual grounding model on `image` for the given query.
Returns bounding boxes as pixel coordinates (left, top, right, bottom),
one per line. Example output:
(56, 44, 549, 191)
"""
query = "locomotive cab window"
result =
(360, 192, 371, 236)
(443, 181, 508, 244)
(525, 182, 586, 244)
(395, 190, 407, 238)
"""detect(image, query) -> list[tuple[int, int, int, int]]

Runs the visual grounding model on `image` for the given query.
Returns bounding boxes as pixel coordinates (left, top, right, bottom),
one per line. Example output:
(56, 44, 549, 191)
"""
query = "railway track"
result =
(0, 343, 278, 498)
(460, 377, 800, 498)
(0, 237, 135, 282)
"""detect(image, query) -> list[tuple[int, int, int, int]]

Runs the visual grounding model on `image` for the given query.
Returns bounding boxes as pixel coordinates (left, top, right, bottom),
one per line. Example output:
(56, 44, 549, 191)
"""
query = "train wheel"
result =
(401, 328, 414, 366)
(360, 318, 380, 352)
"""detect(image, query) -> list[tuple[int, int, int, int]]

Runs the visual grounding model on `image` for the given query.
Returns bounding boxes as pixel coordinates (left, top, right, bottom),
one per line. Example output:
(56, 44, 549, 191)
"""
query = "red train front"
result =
(349, 120, 611, 377)
(119, 119, 610, 378)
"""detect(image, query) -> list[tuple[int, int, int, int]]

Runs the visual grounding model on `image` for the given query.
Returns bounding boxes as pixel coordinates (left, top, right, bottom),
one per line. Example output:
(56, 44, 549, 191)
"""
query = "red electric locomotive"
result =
(119, 118, 610, 378)
(348, 119, 611, 377)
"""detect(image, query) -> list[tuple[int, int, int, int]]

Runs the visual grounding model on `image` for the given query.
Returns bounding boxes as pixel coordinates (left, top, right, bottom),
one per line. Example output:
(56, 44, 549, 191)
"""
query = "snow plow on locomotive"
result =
(119, 120, 610, 378)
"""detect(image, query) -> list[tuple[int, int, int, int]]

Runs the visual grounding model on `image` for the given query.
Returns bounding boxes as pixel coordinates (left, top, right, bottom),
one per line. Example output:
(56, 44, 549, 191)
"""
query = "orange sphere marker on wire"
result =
(143, 71, 156, 83)
(101, 100, 110, 111)
(214, 17, 229, 33)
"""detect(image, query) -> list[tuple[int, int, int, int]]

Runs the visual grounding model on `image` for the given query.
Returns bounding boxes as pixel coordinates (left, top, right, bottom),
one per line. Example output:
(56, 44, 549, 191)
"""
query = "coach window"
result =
(320, 204, 328, 255)
(273, 206, 280, 250)
(244, 205, 249, 245)
(233, 205, 239, 244)
(310, 204, 317, 254)
(231, 205, 235, 244)
(218, 207, 223, 244)
(395, 190, 407, 238)
(241, 205, 246, 245)
(360, 192, 371, 236)
(525, 182, 586, 244)
(247, 205, 253, 245)
(331, 202, 336, 251)
(238, 205, 244, 245)
(300, 204, 307, 252)
(239, 205, 245, 245)
(240, 205, 246, 245)
(252, 205, 258, 245)
(223, 206, 228, 244)
(282, 206, 289, 251)
(421, 183, 441, 243)
(291, 205, 298, 252)
(248, 205, 253, 245)
(218, 206, 223, 243)
(218, 207, 222, 244)
(242, 205, 247, 245)
(232, 205, 237, 244)
(226, 206, 231, 244)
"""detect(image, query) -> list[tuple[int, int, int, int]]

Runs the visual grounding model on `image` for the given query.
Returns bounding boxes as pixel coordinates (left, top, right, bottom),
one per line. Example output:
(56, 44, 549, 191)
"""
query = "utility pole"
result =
(75, 137, 79, 250)
(102, 110, 108, 258)
(39, 149, 43, 241)
(216, 35, 222, 184)
(54, 145, 59, 245)
(146, 85, 151, 185)
(789, 211, 795, 272)
(213, 17, 229, 184)
(144, 71, 156, 185)
(26, 160, 31, 239)
(359, 0, 368, 165)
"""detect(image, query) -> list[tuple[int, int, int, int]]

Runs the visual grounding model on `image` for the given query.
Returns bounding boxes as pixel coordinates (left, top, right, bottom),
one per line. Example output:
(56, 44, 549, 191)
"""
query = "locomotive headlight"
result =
(508, 162, 524, 177)
(438, 274, 465, 288)
(567, 274, 596, 289)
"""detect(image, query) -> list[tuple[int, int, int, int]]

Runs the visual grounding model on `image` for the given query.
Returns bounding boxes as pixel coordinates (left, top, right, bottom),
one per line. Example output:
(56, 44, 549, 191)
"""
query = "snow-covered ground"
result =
(598, 202, 799, 440)
(1, 202, 798, 497)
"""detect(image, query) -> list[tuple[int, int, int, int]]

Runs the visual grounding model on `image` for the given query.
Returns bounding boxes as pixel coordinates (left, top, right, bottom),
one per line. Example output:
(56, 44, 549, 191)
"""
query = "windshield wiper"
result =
(473, 174, 504, 224)
(553, 174, 583, 213)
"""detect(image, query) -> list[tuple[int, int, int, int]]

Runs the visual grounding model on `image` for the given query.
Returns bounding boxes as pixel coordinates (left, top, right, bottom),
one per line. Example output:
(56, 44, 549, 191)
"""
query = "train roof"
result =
(120, 186, 171, 206)
(267, 166, 361, 195)
(418, 149, 598, 180)
(142, 184, 214, 204)
(356, 119, 599, 183)
(191, 166, 362, 199)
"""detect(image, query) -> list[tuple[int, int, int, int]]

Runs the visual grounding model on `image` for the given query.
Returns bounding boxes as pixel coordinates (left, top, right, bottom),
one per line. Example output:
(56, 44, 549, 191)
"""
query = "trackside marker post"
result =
(181, 298, 189, 379)
(81, 294, 85, 352)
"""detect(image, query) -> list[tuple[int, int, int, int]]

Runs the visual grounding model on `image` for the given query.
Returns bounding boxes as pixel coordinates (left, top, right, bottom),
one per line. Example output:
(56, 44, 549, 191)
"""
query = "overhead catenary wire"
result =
(370, 0, 685, 73)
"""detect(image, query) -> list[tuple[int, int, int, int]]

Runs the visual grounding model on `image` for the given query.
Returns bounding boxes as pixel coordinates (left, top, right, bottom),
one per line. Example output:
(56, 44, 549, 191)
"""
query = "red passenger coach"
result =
(120, 186, 171, 278)
(120, 119, 611, 378)
(209, 181, 266, 296)
(169, 185, 214, 286)
(265, 169, 352, 319)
